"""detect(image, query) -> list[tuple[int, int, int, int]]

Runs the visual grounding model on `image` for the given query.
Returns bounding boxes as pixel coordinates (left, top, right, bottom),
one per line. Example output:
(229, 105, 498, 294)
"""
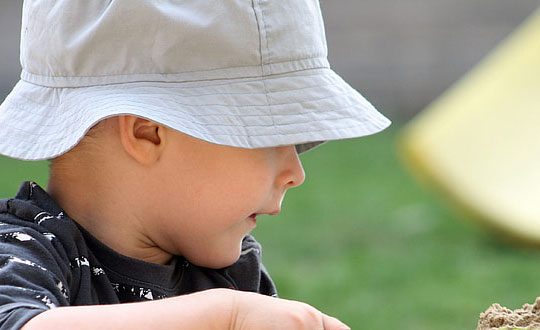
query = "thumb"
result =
(322, 314, 351, 330)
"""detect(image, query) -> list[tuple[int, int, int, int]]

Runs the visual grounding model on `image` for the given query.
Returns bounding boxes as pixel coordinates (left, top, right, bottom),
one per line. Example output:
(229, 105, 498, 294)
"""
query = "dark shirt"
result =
(0, 182, 276, 329)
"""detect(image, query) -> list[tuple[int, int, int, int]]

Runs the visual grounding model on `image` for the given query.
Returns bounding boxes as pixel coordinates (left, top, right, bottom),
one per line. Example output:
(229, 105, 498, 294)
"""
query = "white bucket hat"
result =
(0, 0, 391, 161)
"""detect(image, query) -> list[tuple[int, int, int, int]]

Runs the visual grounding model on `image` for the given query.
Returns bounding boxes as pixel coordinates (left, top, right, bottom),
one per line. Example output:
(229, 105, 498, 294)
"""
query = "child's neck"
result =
(47, 153, 173, 265)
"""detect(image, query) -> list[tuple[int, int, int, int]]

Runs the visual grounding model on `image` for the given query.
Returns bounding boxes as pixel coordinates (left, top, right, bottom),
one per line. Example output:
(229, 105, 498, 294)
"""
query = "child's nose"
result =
(276, 146, 306, 190)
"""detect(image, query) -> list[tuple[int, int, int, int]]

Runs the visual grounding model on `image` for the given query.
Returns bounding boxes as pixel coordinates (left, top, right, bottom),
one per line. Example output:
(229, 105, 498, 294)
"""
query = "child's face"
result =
(148, 131, 305, 269)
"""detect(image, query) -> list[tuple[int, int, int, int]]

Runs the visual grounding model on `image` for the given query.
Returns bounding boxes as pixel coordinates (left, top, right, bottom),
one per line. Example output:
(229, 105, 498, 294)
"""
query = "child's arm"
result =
(22, 288, 350, 330)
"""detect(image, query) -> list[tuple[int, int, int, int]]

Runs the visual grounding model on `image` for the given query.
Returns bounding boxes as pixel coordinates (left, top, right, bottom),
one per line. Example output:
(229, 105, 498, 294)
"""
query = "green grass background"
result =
(1, 124, 539, 329)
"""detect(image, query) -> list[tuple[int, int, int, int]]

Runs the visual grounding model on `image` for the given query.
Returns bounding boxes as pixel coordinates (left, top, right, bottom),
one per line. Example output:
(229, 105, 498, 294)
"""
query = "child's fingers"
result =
(227, 289, 350, 330)
(322, 314, 351, 330)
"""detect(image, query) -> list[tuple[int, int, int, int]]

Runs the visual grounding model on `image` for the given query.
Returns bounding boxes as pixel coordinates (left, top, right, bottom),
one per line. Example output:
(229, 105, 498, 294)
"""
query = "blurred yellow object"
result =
(400, 8, 540, 244)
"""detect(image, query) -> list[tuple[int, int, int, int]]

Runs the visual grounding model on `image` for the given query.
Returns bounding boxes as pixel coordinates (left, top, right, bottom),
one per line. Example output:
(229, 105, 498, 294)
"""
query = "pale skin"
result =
(22, 115, 351, 330)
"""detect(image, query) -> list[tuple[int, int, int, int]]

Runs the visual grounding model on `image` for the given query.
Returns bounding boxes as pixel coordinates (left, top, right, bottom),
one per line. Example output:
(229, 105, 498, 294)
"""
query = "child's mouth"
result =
(248, 214, 257, 222)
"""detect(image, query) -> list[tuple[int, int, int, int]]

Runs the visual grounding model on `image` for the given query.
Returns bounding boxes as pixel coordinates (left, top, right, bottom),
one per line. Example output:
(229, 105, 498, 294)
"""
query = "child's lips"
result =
(249, 210, 280, 221)
(248, 213, 258, 223)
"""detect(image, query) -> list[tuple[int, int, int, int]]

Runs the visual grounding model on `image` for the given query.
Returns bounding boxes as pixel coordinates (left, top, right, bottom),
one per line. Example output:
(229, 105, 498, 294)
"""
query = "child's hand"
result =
(222, 289, 351, 330)
(22, 288, 351, 330)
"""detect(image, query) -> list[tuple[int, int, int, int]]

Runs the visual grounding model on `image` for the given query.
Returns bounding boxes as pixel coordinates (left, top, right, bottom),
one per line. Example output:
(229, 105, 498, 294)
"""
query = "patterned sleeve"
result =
(0, 220, 70, 330)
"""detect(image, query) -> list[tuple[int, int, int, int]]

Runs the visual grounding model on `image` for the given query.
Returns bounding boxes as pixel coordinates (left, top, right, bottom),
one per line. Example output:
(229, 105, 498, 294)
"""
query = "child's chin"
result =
(189, 249, 241, 269)
(197, 258, 240, 270)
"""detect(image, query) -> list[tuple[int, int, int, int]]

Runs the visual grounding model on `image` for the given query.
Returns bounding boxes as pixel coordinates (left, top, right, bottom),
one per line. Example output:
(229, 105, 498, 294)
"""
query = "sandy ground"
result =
(477, 297, 540, 330)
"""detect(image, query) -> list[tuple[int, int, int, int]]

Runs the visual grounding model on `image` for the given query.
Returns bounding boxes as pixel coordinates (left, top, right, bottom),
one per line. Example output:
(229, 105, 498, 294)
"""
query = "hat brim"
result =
(0, 68, 390, 160)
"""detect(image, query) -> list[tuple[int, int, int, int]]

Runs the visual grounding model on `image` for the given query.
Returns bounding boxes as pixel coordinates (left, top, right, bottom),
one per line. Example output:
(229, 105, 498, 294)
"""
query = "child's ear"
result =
(117, 115, 164, 165)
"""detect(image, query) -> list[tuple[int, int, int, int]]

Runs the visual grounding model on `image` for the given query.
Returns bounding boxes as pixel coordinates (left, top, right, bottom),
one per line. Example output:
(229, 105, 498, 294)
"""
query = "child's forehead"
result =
(0, 0, 390, 161)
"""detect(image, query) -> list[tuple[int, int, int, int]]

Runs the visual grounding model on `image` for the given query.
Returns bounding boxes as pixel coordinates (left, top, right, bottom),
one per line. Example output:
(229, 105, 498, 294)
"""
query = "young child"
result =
(0, 0, 390, 329)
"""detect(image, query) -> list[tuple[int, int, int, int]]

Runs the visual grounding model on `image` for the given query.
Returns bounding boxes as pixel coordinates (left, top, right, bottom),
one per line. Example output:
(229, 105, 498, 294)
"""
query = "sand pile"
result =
(477, 297, 540, 330)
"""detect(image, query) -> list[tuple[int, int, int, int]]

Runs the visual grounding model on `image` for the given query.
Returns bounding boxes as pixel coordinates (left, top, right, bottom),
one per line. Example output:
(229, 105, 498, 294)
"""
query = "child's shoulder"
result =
(0, 181, 80, 244)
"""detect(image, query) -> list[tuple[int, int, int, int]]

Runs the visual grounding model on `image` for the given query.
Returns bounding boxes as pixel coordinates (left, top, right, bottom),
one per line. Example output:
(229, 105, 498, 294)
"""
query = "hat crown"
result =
(20, 0, 328, 87)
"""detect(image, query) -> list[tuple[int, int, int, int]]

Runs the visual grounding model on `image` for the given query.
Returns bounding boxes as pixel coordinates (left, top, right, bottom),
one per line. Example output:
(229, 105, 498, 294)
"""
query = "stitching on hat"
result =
(7, 89, 368, 129)
(22, 57, 328, 81)
(86, 89, 356, 112)
(120, 80, 346, 98)
(83, 96, 363, 128)
(100, 84, 353, 107)
(251, 0, 277, 143)
(6, 94, 379, 135)
(7, 87, 376, 142)
(250, 2, 327, 65)
(0, 114, 375, 138)
(258, 2, 271, 71)
(113, 74, 342, 96)
(108, 75, 348, 105)
(250, 0, 265, 146)
(117, 69, 330, 89)
(22, 57, 329, 89)
(16, 76, 346, 109)
(14, 76, 351, 109)
(22, 63, 264, 79)
(130, 69, 327, 90)
(88, 75, 343, 96)
(12, 87, 361, 122)
(77, 90, 359, 122)
(23, 67, 334, 92)
(2, 118, 386, 147)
